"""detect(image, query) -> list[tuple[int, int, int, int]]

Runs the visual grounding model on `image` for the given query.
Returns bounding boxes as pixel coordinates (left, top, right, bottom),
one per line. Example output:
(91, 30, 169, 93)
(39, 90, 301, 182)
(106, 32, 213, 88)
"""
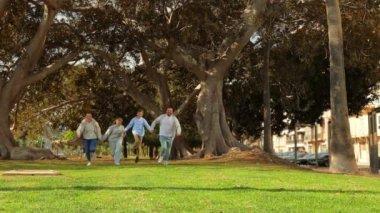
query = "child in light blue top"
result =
(124, 109, 151, 163)
(125, 112, 151, 137)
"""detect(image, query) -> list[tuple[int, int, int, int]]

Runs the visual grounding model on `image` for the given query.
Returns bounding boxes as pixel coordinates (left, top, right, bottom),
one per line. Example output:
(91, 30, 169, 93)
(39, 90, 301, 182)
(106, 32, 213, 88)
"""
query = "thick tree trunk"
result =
(262, 41, 274, 154)
(326, 0, 357, 173)
(0, 1, 69, 160)
(158, 78, 171, 110)
(195, 74, 247, 157)
(0, 108, 16, 159)
(167, 0, 267, 158)
(0, 99, 60, 160)
(170, 136, 194, 160)
(141, 50, 172, 110)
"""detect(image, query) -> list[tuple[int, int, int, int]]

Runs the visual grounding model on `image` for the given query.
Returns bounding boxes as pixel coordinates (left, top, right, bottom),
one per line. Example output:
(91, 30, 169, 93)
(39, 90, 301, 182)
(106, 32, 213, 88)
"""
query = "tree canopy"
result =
(0, 0, 379, 160)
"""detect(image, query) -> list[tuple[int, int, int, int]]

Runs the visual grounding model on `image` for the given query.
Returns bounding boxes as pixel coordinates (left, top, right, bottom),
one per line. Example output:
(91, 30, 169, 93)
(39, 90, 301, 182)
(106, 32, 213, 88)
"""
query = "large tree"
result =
(325, 0, 357, 173)
(70, 0, 268, 157)
(4, 1, 201, 159)
(164, 0, 268, 157)
(0, 0, 80, 159)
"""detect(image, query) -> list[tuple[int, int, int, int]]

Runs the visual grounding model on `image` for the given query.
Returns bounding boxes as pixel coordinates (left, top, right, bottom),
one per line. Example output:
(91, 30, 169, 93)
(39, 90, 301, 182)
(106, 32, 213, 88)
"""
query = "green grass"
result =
(0, 160, 379, 213)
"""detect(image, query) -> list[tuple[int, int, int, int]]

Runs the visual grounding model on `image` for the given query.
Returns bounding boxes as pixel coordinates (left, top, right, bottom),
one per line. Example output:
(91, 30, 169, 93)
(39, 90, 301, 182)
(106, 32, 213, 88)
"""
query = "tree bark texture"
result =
(262, 41, 273, 154)
(195, 74, 249, 157)
(326, 0, 357, 173)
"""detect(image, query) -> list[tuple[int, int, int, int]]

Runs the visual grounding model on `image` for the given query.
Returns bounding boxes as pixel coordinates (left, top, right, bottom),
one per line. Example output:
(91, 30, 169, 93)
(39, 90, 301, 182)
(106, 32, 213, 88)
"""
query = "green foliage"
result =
(61, 130, 76, 141)
(16, 136, 43, 148)
(224, 0, 379, 137)
(3, 0, 379, 144)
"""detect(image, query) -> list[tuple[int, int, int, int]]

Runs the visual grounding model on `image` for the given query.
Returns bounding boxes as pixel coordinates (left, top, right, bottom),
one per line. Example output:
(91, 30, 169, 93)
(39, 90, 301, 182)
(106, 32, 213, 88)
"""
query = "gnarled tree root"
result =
(10, 147, 65, 160)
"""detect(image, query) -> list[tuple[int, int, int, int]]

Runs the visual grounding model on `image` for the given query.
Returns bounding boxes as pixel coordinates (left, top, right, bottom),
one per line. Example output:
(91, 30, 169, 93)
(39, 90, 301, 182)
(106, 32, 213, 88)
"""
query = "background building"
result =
(272, 88, 380, 166)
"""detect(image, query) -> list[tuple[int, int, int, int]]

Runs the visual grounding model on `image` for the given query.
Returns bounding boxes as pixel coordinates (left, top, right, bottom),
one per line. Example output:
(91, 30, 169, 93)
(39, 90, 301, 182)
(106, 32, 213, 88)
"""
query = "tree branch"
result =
(141, 49, 159, 82)
(89, 47, 116, 62)
(144, 39, 167, 55)
(167, 40, 206, 80)
(13, 1, 59, 77)
(175, 84, 201, 116)
(3, 1, 61, 109)
(9, 91, 24, 131)
(62, 0, 114, 13)
(0, 0, 10, 16)
(24, 51, 79, 86)
(90, 48, 163, 117)
(117, 77, 162, 117)
(27, 96, 95, 121)
(141, 49, 171, 109)
(42, 0, 62, 10)
(0, 79, 4, 94)
(40, 97, 95, 113)
(215, 0, 267, 76)
(63, 5, 101, 12)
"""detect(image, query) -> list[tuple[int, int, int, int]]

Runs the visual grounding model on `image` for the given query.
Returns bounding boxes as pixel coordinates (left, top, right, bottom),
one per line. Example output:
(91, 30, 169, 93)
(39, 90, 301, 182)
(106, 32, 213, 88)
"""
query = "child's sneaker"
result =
(158, 157, 163, 163)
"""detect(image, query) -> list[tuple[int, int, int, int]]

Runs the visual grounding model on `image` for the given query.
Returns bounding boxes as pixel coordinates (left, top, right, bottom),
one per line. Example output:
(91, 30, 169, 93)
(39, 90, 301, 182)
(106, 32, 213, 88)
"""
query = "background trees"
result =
(61, 0, 268, 157)
(0, 0, 379, 167)
(224, 0, 378, 140)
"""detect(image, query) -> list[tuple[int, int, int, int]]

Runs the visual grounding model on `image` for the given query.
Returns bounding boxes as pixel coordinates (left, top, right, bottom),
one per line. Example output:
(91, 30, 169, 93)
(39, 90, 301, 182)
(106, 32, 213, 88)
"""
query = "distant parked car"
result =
(283, 152, 307, 163)
(308, 152, 329, 167)
(276, 152, 292, 159)
(296, 153, 316, 165)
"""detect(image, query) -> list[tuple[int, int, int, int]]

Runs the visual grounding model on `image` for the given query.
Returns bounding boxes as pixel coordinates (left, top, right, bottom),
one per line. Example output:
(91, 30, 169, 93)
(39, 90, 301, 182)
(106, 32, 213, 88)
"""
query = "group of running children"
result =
(76, 107, 181, 166)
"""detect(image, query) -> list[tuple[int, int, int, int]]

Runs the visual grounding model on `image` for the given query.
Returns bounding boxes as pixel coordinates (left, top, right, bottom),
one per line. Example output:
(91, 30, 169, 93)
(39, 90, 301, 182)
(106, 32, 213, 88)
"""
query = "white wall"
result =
(273, 131, 287, 153)
(377, 113, 380, 137)
(349, 114, 369, 138)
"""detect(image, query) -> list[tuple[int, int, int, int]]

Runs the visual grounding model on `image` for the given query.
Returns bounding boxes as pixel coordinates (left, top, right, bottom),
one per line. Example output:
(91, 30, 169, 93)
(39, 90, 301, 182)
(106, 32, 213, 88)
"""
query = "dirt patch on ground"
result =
(2, 170, 62, 176)
(61, 147, 300, 168)
(180, 147, 299, 168)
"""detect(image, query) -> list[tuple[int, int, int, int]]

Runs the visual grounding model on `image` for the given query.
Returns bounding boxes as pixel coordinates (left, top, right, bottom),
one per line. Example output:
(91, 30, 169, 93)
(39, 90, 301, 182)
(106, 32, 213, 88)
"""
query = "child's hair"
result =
(137, 109, 144, 113)
(114, 117, 123, 124)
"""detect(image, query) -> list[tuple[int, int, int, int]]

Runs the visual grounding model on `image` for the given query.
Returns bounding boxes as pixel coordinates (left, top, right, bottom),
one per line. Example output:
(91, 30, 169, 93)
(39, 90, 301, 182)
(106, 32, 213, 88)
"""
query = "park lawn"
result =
(0, 160, 379, 213)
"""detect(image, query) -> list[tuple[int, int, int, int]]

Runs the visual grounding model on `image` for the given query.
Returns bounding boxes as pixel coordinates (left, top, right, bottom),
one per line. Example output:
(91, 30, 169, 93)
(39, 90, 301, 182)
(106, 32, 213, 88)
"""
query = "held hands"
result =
(150, 129, 157, 136)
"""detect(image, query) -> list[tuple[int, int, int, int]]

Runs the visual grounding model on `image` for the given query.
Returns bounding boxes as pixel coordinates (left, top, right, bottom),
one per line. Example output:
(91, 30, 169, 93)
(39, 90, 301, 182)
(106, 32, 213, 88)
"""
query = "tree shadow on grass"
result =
(0, 161, 276, 171)
(0, 162, 296, 172)
(0, 161, 167, 171)
(0, 186, 379, 194)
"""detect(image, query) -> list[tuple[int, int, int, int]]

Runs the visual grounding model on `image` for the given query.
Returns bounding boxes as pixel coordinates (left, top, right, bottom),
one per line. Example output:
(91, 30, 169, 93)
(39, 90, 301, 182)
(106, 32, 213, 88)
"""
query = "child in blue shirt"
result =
(125, 109, 151, 163)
